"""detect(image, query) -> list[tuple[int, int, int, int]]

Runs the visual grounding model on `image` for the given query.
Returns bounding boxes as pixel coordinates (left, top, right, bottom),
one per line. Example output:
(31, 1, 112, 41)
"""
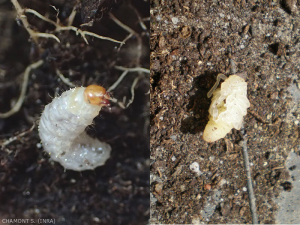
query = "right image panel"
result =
(150, 0, 300, 224)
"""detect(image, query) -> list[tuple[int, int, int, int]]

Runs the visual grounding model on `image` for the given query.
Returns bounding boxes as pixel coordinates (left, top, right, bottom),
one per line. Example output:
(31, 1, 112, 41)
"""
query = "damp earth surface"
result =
(150, 0, 300, 224)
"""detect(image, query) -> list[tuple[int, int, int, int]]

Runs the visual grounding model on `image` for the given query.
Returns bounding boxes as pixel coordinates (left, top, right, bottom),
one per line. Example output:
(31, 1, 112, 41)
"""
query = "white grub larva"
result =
(203, 74, 250, 142)
(38, 85, 112, 171)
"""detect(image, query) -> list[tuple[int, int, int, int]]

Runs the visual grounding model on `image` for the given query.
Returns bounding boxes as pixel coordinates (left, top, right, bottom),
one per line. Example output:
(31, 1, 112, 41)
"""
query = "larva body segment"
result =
(203, 75, 250, 142)
(39, 86, 111, 171)
(203, 119, 233, 143)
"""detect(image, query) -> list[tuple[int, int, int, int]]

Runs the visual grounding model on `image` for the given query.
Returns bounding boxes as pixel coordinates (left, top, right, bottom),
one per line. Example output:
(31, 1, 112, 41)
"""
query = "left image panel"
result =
(0, 0, 149, 224)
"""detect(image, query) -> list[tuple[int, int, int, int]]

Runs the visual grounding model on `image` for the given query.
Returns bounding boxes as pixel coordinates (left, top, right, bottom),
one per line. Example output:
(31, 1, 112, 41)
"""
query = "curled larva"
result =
(38, 85, 111, 171)
(203, 74, 250, 142)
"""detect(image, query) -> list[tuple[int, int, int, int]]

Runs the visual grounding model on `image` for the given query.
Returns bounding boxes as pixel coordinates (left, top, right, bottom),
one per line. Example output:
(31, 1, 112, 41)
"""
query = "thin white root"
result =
(0, 60, 44, 118)
(107, 70, 129, 92)
(24, 8, 56, 26)
(109, 97, 125, 109)
(34, 32, 60, 43)
(10, 0, 59, 43)
(0, 123, 35, 148)
(107, 66, 149, 108)
(109, 13, 135, 49)
(107, 7, 148, 110)
(128, 2, 147, 31)
(109, 12, 142, 62)
(24, 8, 124, 45)
(207, 73, 228, 98)
(142, 17, 150, 22)
(10, 0, 38, 43)
(115, 66, 150, 74)
(67, 6, 77, 26)
(126, 76, 139, 108)
(56, 69, 75, 87)
(80, 30, 123, 44)
(109, 12, 137, 36)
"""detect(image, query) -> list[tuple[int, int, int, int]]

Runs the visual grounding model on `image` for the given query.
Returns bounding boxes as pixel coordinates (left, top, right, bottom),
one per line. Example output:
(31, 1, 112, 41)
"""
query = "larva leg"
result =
(207, 73, 228, 98)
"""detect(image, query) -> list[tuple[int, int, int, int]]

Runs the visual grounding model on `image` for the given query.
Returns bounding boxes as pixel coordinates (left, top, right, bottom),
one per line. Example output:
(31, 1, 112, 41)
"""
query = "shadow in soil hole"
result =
(180, 71, 218, 135)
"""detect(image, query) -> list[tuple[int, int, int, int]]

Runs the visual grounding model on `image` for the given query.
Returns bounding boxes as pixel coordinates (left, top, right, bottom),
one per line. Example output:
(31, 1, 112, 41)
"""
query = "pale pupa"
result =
(38, 85, 111, 171)
(203, 74, 250, 142)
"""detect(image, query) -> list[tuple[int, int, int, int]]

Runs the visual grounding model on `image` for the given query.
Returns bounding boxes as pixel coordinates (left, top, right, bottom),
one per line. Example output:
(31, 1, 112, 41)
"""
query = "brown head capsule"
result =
(84, 85, 110, 106)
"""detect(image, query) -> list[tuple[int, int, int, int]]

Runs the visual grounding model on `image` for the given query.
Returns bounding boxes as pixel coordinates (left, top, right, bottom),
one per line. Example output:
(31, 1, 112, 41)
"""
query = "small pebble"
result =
(190, 162, 203, 176)
(204, 184, 211, 190)
(172, 17, 179, 24)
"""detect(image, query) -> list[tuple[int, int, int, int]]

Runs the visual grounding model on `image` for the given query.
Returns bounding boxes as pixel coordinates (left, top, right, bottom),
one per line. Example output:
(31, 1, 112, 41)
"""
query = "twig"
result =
(241, 125, 258, 224)
(0, 60, 44, 118)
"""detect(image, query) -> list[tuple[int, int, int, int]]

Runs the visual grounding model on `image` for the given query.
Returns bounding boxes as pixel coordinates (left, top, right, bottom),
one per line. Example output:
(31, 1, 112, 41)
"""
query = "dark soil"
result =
(150, 0, 300, 224)
(0, 0, 149, 225)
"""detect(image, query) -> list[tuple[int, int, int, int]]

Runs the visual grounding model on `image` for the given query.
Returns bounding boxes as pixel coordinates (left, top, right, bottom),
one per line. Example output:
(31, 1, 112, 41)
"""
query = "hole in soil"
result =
(280, 181, 292, 191)
(265, 151, 270, 159)
(280, 0, 292, 14)
(269, 43, 279, 55)
(288, 165, 296, 171)
(273, 19, 280, 26)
